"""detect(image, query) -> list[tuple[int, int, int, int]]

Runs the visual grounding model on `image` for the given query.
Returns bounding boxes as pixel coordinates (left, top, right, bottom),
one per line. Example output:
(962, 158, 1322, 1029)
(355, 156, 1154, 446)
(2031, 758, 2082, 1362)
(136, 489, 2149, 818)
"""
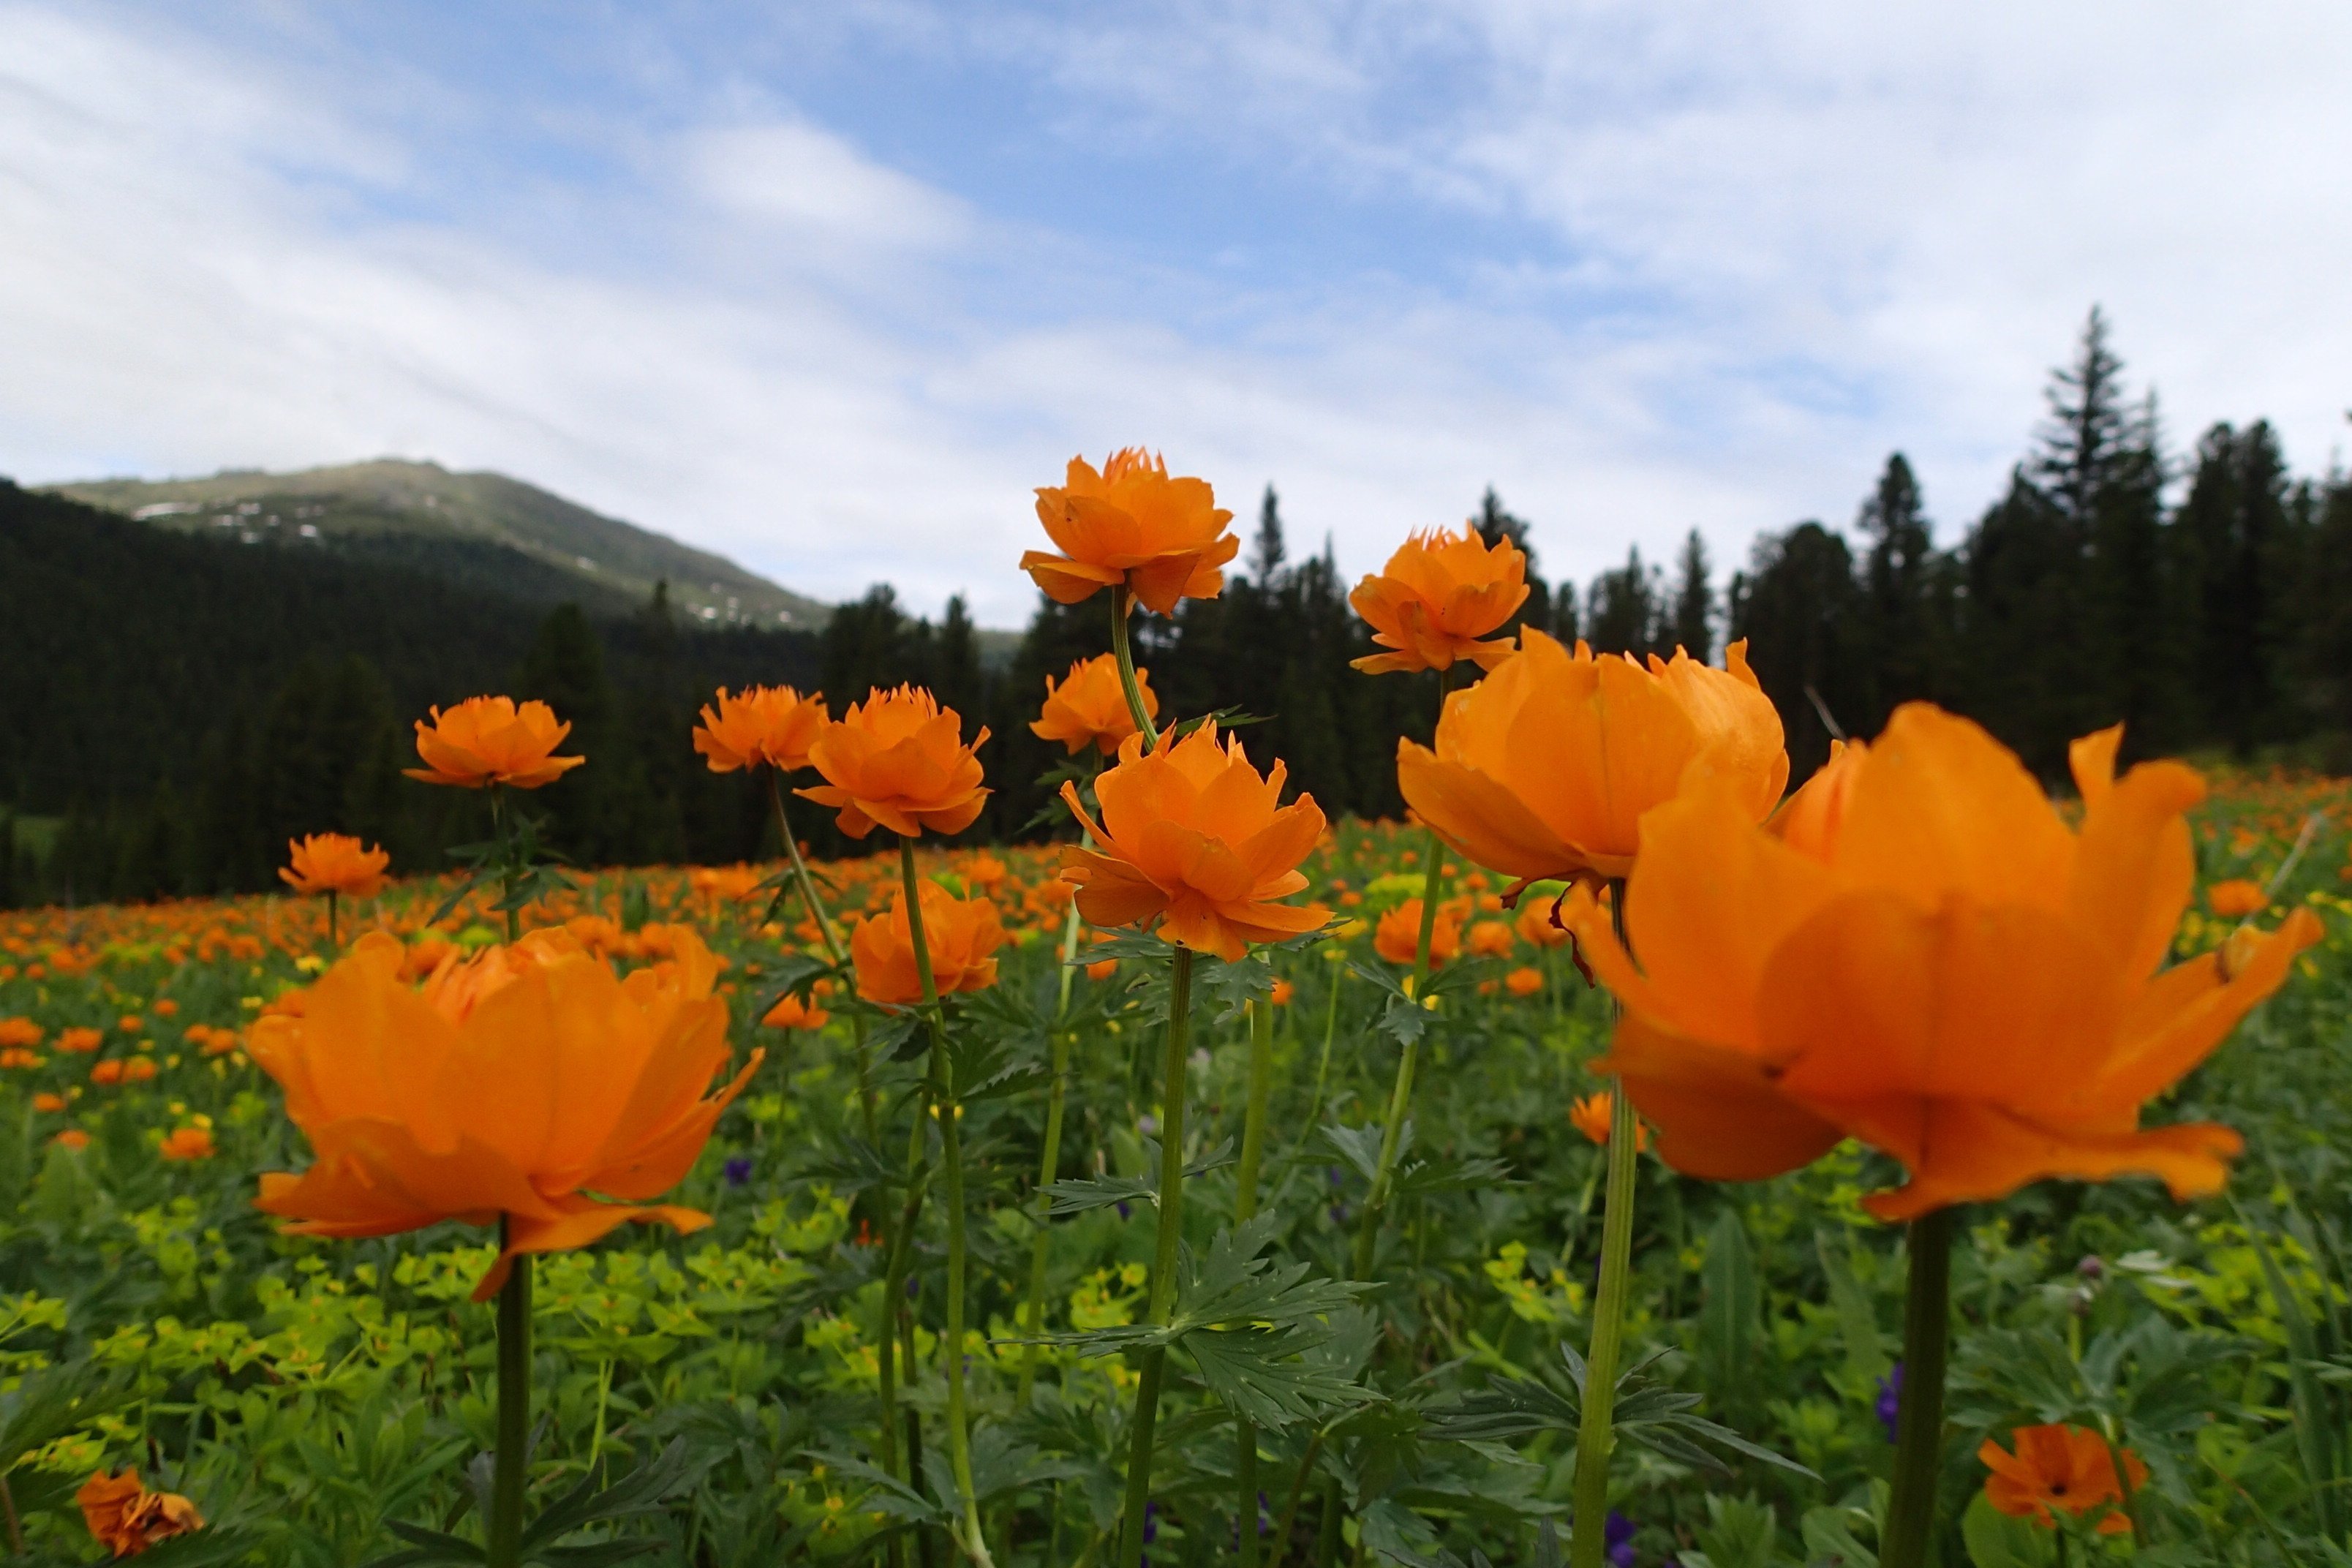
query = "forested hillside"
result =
(6, 309, 2349, 908)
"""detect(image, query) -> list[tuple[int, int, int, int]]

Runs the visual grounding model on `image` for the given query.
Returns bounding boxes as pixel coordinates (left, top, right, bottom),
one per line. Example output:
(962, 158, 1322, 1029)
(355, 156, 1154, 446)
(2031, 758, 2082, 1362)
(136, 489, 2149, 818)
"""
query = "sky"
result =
(3, 2, 2348, 626)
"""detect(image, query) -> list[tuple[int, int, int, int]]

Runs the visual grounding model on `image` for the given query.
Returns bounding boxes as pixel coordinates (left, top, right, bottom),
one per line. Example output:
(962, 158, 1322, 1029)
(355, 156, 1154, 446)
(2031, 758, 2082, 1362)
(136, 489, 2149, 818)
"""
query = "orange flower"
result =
(152, 1000, 178, 1017)
(965, 851, 1009, 889)
(1569, 1091, 1648, 1150)
(851, 881, 1006, 1004)
(1349, 525, 1530, 674)
(279, 833, 390, 900)
(251, 928, 761, 1301)
(33, 1092, 66, 1112)
(1059, 720, 1330, 962)
(690, 865, 764, 903)
(799, 686, 991, 840)
(79, 1469, 204, 1557)
(1374, 898, 1461, 967)
(0, 1017, 42, 1048)
(53, 1128, 90, 1150)
(1022, 449, 1238, 614)
(56, 1026, 101, 1054)
(124, 1058, 157, 1083)
(1467, 919, 1516, 958)
(1561, 705, 2323, 1219)
(1399, 627, 1787, 886)
(1033, 654, 1160, 755)
(1773, 737, 1866, 859)
(1270, 978, 1296, 1006)
(0, 1048, 37, 1069)
(1980, 1424, 2147, 1534)
(2205, 878, 2268, 918)
(761, 990, 832, 1031)
(1505, 965, 1543, 998)
(159, 1126, 214, 1161)
(90, 1059, 125, 1087)
(1515, 895, 1570, 949)
(693, 685, 829, 774)
(117, 1015, 143, 1033)
(405, 696, 585, 790)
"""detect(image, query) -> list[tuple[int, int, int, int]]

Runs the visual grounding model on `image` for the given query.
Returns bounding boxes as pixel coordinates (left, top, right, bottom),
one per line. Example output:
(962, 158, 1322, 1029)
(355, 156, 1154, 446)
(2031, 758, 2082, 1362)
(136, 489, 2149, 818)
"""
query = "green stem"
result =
(1569, 883, 1640, 1568)
(325, 889, 338, 951)
(1107, 585, 1161, 752)
(1235, 994, 1275, 1568)
(489, 787, 520, 945)
(902, 839, 992, 1567)
(767, 770, 845, 964)
(1017, 897, 1087, 1406)
(1117, 945, 1196, 1568)
(1881, 1207, 1955, 1568)
(1349, 828, 1445, 1280)
(1303, 954, 1345, 1134)
(488, 1224, 532, 1568)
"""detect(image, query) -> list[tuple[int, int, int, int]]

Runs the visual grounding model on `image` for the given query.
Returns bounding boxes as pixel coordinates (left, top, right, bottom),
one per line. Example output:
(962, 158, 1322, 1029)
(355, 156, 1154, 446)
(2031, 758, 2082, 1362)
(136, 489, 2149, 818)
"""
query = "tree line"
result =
(6, 308, 2348, 908)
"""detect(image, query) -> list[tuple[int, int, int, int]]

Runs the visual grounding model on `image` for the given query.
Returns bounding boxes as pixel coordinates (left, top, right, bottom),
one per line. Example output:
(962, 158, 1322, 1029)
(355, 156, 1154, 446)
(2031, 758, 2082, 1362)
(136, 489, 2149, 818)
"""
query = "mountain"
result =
(48, 459, 829, 630)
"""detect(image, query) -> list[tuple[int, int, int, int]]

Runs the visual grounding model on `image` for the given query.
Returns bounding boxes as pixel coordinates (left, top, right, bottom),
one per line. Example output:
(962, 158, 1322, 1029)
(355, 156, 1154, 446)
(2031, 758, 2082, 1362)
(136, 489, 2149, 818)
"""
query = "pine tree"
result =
(1727, 523, 1866, 780)
(1250, 486, 1287, 584)
(1668, 530, 1713, 663)
(1585, 548, 1658, 656)
(2180, 421, 2296, 753)
(1474, 487, 1550, 633)
(1854, 453, 1938, 730)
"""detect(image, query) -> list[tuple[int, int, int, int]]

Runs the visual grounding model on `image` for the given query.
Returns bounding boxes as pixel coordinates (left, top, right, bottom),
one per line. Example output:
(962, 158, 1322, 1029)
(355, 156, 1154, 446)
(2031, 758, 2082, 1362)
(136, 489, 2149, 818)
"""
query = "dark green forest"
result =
(6, 309, 2350, 908)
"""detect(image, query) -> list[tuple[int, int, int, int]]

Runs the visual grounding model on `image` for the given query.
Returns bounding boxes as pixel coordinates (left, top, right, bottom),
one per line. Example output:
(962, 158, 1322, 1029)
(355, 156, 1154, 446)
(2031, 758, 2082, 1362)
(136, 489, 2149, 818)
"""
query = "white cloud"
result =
(686, 121, 969, 252)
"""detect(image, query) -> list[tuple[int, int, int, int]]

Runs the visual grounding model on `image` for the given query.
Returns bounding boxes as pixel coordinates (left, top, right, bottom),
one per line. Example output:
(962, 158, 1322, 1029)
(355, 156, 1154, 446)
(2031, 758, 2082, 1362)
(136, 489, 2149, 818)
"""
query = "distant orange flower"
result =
(1270, 978, 1296, 1006)
(123, 1058, 157, 1083)
(799, 686, 991, 840)
(1466, 919, 1516, 959)
(965, 852, 1009, 889)
(0, 1017, 39, 1048)
(0, 1048, 38, 1069)
(690, 865, 764, 903)
(1980, 1424, 2146, 1534)
(1505, 965, 1543, 998)
(1033, 654, 1159, 755)
(252, 928, 760, 1301)
(78, 1468, 204, 1557)
(1023, 449, 1238, 614)
(117, 1015, 143, 1034)
(693, 685, 829, 774)
(56, 1026, 101, 1054)
(1374, 898, 1460, 967)
(1569, 1090, 1648, 1150)
(851, 881, 1006, 1005)
(406, 696, 585, 790)
(1401, 628, 1787, 886)
(90, 1059, 125, 1087)
(152, 1000, 178, 1017)
(1059, 720, 1329, 962)
(33, 1092, 66, 1113)
(2205, 878, 2268, 918)
(1349, 525, 1530, 675)
(1515, 896, 1570, 949)
(158, 1126, 214, 1161)
(52, 1129, 90, 1151)
(761, 990, 831, 1031)
(1561, 706, 2323, 1218)
(279, 833, 390, 900)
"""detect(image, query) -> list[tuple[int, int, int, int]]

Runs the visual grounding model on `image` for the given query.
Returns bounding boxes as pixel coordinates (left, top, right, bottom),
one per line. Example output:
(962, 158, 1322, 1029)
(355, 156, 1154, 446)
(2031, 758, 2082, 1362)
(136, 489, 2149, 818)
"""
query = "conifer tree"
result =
(1668, 529, 1713, 663)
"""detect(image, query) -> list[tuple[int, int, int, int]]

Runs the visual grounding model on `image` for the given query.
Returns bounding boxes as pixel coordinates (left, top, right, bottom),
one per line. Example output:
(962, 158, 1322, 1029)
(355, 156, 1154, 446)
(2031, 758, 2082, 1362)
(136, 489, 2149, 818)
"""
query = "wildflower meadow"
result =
(3, 451, 2348, 1568)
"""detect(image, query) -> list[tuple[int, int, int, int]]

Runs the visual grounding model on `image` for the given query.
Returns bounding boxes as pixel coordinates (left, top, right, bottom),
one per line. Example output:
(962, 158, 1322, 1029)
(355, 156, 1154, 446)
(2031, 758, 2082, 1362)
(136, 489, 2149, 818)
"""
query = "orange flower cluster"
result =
(1060, 720, 1328, 962)
(1400, 629, 1787, 885)
(78, 1469, 203, 1556)
(1022, 450, 1237, 614)
(252, 928, 760, 1300)
(693, 685, 829, 774)
(1033, 654, 1158, 755)
(1349, 525, 1529, 675)
(852, 881, 1006, 1005)
(1980, 1425, 2147, 1534)
(1563, 706, 2323, 1218)
(1373, 897, 1461, 967)
(407, 696, 584, 789)
(279, 833, 390, 900)
(800, 686, 991, 839)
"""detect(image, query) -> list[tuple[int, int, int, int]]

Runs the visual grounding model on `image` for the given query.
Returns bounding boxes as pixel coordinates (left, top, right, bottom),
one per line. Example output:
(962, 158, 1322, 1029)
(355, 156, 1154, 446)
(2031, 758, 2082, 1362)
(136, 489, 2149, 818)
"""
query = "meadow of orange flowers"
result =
(1, 453, 2347, 1567)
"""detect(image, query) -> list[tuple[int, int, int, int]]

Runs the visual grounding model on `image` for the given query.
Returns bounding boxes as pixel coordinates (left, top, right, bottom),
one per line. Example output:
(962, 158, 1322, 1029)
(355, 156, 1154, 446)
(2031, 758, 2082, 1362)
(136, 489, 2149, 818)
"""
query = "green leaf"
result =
(1693, 1496, 1781, 1568)
(1815, 1229, 1890, 1384)
(1799, 1505, 1877, 1568)
(1700, 1207, 1760, 1399)
(1959, 1493, 2056, 1568)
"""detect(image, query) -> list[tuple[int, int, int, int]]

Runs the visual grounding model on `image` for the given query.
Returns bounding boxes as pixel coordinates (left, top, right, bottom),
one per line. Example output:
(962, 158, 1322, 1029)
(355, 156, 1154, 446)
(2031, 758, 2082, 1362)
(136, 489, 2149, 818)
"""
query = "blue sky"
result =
(4, 1, 2348, 624)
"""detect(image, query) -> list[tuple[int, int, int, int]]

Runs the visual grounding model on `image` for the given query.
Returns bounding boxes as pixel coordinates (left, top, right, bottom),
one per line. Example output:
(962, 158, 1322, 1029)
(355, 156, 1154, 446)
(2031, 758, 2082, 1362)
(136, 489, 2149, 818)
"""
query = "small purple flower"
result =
(905, 1276, 921, 1300)
(1327, 1166, 1344, 1187)
(1876, 1361, 1904, 1444)
(1116, 1201, 1133, 1221)
(722, 1156, 753, 1188)
(1142, 1499, 1158, 1545)
(1606, 1510, 1636, 1567)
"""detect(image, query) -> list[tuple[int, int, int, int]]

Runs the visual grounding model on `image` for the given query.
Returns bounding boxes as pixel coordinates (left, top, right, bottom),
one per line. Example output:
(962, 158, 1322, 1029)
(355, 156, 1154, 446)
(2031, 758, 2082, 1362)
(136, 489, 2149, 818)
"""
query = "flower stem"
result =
(488, 1222, 532, 1568)
(1108, 586, 1161, 752)
(1017, 897, 1087, 1407)
(325, 889, 339, 951)
(1349, 826, 1445, 1280)
(489, 787, 520, 944)
(1235, 993, 1275, 1568)
(1117, 944, 1196, 1568)
(1881, 1206, 1955, 1568)
(1567, 881, 1642, 1568)
(767, 771, 844, 963)
(900, 838, 992, 1568)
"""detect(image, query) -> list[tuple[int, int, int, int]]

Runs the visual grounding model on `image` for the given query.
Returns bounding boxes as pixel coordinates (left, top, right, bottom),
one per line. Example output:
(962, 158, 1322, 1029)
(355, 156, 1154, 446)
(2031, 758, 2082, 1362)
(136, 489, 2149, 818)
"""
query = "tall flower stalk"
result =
(1233, 993, 1275, 1568)
(1569, 885, 1637, 1568)
(1116, 945, 1195, 1567)
(487, 1222, 532, 1568)
(1880, 1207, 1953, 1568)
(1349, 815, 1444, 1281)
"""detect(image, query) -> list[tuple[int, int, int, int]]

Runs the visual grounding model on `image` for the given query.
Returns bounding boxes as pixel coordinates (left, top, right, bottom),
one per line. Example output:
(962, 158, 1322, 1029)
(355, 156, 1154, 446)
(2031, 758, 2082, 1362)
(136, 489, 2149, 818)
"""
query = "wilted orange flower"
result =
(1980, 1425, 2147, 1534)
(158, 1126, 214, 1161)
(1033, 654, 1160, 755)
(1400, 628, 1787, 886)
(2205, 878, 2268, 918)
(799, 686, 991, 839)
(1569, 1090, 1648, 1150)
(0, 1017, 42, 1047)
(1349, 525, 1530, 674)
(1561, 705, 2323, 1219)
(1505, 965, 1543, 998)
(1059, 720, 1329, 962)
(851, 881, 1006, 1004)
(406, 696, 585, 790)
(693, 685, 829, 774)
(761, 990, 831, 1031)
(252, 928, 761, 1300)
(78, 1468, 203, 1556)
(1374, 898, 1461, 967)
(1466, 919, 1516, 958)
(279, 833, 390, 900)
(56, 1026, 101, 1054)
(1023, 449, 1238, 614)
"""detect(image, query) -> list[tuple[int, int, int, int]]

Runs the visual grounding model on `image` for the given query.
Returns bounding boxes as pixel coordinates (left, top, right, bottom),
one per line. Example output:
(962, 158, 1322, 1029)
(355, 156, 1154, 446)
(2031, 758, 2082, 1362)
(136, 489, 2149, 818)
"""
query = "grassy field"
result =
(0, 769, 2346, 1566)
